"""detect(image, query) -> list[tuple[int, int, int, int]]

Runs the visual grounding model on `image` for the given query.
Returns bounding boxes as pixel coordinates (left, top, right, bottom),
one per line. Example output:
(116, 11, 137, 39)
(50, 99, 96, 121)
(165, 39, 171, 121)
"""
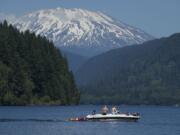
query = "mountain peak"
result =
(2, 7, 154, 56)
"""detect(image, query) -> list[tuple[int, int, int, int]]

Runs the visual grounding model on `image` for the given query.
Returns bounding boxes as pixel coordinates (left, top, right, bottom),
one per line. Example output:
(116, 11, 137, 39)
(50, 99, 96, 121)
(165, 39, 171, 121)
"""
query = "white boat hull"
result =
(86, 113, 140, 121)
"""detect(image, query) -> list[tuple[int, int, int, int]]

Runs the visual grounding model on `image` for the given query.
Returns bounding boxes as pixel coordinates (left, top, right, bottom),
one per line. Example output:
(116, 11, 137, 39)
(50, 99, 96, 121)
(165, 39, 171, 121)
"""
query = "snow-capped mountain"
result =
(2, 8, 154, 56)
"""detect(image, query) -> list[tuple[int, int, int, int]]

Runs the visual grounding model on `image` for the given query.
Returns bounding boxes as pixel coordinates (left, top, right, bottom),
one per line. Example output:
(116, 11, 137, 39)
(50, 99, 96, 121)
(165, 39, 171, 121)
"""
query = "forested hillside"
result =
(0, 21, 80, 105)
(76, 33, 180, 105)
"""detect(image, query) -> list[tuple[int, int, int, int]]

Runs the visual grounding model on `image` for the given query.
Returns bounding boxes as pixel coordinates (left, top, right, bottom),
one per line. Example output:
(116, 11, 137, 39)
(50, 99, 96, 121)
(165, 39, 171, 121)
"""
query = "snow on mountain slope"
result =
(2, 8, 154, 56)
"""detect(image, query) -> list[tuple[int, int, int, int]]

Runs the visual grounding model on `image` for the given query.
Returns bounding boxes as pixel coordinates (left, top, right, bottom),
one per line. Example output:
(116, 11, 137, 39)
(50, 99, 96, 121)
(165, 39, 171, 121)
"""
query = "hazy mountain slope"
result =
(2, 7, 153, 56)
(75, 33, 180, 105)
(61, 50, 88, 72)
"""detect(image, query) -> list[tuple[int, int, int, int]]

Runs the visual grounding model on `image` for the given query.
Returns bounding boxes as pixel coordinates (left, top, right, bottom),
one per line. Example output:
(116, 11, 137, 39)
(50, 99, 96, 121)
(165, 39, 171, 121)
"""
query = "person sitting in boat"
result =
(101, 105, 109, 115)
(112, 106, 118, 114)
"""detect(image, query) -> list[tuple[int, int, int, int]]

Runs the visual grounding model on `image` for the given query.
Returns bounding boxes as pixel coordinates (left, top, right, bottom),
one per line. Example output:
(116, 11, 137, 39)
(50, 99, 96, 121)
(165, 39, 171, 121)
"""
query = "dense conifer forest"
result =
(0, 21, 80, 105)
(76, 33, 180, 105)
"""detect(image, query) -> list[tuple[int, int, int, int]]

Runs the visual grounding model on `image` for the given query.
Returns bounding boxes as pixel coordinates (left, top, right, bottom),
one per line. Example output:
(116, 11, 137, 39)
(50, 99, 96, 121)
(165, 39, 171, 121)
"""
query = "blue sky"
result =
(0, 0, 180, 37)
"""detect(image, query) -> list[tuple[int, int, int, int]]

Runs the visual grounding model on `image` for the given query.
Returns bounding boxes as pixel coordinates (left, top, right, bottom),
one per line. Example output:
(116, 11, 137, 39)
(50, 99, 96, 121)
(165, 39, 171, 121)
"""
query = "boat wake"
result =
(0, 118, 65, 123)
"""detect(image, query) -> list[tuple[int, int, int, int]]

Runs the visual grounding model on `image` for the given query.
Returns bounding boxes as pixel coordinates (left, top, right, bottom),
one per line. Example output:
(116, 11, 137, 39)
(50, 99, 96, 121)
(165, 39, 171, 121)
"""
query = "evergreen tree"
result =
(0, 21, 80, 105)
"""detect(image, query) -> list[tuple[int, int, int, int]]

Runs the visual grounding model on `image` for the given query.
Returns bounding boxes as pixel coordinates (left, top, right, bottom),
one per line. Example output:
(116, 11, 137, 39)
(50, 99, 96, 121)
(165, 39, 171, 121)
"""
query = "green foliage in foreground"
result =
(0, 21, 80, 105)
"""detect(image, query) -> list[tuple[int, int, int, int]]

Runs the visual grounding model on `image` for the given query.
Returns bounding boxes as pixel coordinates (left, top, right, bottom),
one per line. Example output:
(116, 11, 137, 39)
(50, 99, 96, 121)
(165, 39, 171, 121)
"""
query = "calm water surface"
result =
(0, 105, 180, 135)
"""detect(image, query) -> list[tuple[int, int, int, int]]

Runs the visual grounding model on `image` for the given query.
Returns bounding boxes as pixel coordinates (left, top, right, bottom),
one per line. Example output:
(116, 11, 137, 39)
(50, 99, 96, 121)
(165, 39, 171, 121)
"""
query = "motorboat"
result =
(69, 105, 140, 122)
(86, 112, 140, 121)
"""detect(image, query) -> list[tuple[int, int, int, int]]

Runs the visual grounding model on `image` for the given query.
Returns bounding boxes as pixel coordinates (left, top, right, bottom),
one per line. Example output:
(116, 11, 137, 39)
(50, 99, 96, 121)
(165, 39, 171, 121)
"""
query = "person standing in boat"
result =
(112, 106, 118, 114)
(102, 105, 109, 115)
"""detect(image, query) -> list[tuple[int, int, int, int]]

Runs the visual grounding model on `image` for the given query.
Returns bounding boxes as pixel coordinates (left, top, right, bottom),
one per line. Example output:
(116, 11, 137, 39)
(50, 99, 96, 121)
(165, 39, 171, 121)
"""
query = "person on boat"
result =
(112, 106, 118, 114)
(92, 109, 96, 115)
(101, 105, 109, 115)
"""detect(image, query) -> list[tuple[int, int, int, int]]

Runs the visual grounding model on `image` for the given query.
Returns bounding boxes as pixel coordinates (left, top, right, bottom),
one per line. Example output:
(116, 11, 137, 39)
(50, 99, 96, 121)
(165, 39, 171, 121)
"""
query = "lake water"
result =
(0, 105, 180, 135)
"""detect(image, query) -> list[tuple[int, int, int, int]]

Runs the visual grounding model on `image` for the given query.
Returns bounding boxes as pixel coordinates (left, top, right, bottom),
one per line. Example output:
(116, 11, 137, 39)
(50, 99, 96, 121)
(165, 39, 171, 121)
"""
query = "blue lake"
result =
(0, 105, 180, 135)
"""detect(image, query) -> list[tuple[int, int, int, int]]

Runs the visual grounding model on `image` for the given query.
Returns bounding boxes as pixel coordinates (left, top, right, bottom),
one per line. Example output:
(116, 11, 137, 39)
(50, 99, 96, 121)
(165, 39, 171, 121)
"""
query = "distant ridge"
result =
(76, 33, 180, 105)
